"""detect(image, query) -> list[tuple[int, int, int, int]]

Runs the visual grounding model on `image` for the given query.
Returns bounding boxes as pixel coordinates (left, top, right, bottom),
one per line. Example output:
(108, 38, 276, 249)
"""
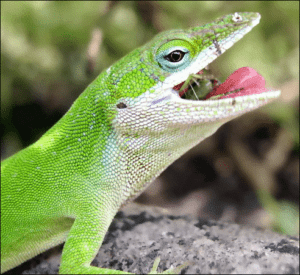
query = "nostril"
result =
(117, 102, 127, 109)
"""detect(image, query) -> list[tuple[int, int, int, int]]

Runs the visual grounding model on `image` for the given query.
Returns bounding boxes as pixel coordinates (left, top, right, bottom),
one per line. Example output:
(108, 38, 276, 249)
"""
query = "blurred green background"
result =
(1, 1, 299, 235)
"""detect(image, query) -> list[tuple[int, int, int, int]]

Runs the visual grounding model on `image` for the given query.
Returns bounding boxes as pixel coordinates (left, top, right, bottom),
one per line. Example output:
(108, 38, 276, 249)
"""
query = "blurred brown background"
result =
(1, 1, 299, 235)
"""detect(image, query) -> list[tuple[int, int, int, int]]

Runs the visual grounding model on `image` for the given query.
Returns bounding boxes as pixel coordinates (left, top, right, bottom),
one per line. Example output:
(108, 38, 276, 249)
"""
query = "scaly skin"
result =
(1, 12, 280, 274)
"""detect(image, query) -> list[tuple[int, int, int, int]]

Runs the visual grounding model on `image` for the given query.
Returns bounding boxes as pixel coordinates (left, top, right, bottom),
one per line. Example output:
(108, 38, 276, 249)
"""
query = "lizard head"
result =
(110, 12, 280, 137)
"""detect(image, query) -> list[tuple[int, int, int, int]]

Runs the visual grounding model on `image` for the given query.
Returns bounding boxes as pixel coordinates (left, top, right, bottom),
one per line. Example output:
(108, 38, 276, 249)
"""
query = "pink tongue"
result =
(205, 67, 267, 100)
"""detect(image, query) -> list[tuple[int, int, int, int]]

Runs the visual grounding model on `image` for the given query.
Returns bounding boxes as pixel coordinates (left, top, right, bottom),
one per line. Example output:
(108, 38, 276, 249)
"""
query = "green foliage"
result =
(257, 189, 299, 235)
(1, 2, 298, 98)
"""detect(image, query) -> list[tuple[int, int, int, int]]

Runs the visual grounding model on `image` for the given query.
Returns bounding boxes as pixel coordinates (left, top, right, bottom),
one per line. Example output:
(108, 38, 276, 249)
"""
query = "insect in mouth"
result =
(175, 68, 221, 100)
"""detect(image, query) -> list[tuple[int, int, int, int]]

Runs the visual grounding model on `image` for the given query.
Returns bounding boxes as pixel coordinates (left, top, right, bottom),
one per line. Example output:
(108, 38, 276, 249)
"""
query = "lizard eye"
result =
(155, 40, 193, 72)
(164, 50, 185, 62)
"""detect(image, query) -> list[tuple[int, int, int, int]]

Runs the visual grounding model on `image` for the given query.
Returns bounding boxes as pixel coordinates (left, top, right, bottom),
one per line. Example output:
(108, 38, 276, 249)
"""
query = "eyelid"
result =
(166, 48, 188, 55)
(157, 45, 189, 57)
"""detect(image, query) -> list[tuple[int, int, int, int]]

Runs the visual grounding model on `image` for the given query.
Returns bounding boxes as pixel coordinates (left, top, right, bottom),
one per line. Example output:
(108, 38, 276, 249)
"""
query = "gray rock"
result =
(5, 204, 299, 274)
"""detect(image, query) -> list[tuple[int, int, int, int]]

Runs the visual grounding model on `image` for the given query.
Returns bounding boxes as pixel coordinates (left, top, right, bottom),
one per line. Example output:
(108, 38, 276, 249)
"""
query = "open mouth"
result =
(173, 67, 269, 101)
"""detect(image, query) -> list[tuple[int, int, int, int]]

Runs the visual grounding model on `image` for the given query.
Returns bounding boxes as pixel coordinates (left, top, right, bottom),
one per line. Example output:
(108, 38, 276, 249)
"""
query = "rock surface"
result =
(5, 204, 299, 274)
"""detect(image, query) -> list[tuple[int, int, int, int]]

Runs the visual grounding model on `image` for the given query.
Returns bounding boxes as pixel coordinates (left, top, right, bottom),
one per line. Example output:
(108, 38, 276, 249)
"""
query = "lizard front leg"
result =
(59, 201, 185, 274)
(59, 202, 130, 274)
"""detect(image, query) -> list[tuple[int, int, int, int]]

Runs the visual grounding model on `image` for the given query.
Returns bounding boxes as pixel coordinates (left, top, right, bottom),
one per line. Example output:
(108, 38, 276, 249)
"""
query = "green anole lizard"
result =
(1, 12, 280, 274)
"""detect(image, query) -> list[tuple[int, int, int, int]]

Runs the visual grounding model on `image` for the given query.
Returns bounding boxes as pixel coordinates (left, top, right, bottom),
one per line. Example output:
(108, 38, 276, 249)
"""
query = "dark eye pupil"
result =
(165, 50, 185, 62)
